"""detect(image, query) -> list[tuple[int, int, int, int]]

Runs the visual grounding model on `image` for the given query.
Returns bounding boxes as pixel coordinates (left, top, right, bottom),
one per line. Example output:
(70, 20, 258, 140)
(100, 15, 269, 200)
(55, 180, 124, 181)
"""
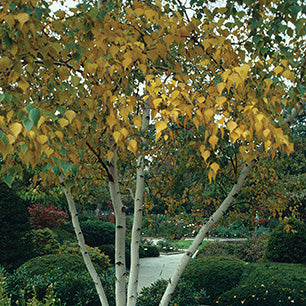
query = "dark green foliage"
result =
(181, 256, 246, 302)
(99, 244, 115, 264)
(80, 219, 115, 247)
(139, 244, 160, 258)
(6, 254, 115, 305)
(265, 217, 306, 263)
(218, 262, 306, 305)
(51, 224, 76, 243)
(136, 279, 209, 306)
(197, 241, 237, 258)
(0, 182, 32, 271)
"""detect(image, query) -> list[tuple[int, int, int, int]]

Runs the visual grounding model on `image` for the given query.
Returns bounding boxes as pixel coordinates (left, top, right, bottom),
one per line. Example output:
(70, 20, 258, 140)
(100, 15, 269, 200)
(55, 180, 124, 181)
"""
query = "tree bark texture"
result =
(127, 100, 150, 306)
(60, 175, 109, 306)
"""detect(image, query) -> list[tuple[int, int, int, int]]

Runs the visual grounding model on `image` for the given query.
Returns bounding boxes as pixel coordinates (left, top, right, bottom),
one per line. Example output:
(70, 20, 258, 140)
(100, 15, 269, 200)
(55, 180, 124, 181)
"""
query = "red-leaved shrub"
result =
(28, 202, 68, 229)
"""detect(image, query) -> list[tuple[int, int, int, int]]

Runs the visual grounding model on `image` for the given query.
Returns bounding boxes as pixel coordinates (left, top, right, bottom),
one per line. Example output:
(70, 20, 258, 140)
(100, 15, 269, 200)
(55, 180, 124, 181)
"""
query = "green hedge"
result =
(265, 217, 306, 264)
(6, 253, 115, 305)
(181, 256, 246, 302)
(217, 262, 306, 305)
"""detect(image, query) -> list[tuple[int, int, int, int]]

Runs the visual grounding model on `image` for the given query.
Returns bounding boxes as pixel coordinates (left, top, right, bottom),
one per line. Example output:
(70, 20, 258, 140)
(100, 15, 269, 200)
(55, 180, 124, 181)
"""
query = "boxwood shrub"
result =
(265, 217, 306, 264)
(137, 279, 209, 306)
(217, 261, 306, 305)
(6, 253, 115, 305)
(181, 256, 246, 302)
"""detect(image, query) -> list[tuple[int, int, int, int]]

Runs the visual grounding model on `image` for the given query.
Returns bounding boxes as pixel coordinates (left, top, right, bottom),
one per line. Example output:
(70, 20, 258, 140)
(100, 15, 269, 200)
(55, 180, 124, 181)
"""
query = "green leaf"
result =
(34, 8, 43, 19)
(98, 10, 107, 22)
(23, 118, 34, 132)
(52, 166, 60, 176)
(25, 105, 34, 113)
(289, 5, 301, 16)
(3, 174, 14, 187)
(70, 164, 78, 175)
(60, 161, 70, 174)
(5, 94, 11, 103)
(0, 94, 4, 102)
(21, 143, 28, 153)
(72, 52, 82, 61)
(3, 35, 12, 49)
(29, 109, 41, 125)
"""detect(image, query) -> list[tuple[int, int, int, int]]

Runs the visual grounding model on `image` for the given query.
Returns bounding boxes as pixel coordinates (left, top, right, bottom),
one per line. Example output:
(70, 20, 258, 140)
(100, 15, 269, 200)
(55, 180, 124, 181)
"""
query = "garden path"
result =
(137, 253, 185, 292)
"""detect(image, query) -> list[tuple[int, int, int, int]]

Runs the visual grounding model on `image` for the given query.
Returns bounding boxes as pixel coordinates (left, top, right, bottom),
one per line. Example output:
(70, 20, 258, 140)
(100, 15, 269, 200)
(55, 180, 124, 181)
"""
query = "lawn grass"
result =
(170, 239, 207, 249)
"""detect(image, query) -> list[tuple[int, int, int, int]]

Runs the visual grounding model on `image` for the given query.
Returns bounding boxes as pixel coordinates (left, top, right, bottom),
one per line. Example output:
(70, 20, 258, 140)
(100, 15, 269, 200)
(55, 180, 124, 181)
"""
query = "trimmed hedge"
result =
(217, 262, 306, 305)
(265, 217, 306, 264)
(181, 256, 246, 302)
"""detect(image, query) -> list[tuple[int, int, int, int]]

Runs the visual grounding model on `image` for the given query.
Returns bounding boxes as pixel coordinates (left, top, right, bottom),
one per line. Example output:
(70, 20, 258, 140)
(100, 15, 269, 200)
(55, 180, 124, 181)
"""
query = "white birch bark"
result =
(60, 175, 109, 306)
(108, 147, 127, 306)
(159, 160, 255, 306)
(127, 101, 150, 306)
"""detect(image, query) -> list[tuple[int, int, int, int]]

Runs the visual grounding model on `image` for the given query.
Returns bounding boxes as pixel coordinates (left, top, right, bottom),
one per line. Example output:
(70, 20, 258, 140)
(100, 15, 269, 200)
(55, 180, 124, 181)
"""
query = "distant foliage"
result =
(218, 262, 306, 305)
(0, 182, 32, 271)
(181, 256, 246, 302)
(265, 217, 306, 264)
(137, 279, 208, 306)
(28, 202, 68, 229)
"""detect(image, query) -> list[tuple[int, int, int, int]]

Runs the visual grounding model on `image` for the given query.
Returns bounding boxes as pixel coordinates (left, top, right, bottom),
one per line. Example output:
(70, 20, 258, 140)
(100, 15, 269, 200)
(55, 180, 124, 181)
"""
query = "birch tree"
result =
(0, 0, 304, 305)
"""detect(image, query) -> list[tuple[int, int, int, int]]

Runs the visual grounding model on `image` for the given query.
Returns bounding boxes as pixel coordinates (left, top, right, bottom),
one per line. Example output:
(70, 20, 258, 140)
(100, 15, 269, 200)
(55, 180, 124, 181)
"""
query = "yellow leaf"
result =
(273, 66, 284, 75)
(282, 70, 295, 82)
(65, 110, 76, 123)
(113, 131, 121, 143)
(55, 130, 64, 141)
(0, 56, 13, 70)
(7, 134, 16, 144)
(200, 59, 210, 67)
(107, 150, 114, 162)
(204, 109, 214, 122)
(216, 96, 227, 107)
(216, 83, 226, 95)
(37, 135, 48, 144)
(37, 116, 45, 129)
(155, 120, 167, 141)
(127, 139, 137, 155)
(208, 135, 218, 150)
(263, 129, 270, 138)
(226, 120, 237, 132)
(153, 98, 162, 108)
(58, 118, 69, 127)
(120, 128, 129, 138)
(200, 145, 210, 162)
(86, 63, 98, 74)
(10, 123, 23, 137)
(107, 115, 117, 130)
(18, 80, 29, 92)
(15, 13, 30, 29)
(122, 57, 133, 70)
(133, 116, 142, 130)
(210, 162, 220, 174)
(44, 147, 54, 157)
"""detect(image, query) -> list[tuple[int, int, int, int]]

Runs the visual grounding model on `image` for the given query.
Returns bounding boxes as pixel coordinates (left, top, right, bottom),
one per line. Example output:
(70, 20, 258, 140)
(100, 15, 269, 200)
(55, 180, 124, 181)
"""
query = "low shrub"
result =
(157, 240, 179, 253)
(58, 241, 110, 272)
(80, 219, 115, 247)
(139, 245, 160, 258)
(136, 279, 209, 306)
(99, 244, 115, 264)
(6, 254, 115, 305)
(265, 217, 306, 264)
(217, 262, 306, 305)
(197, 241, 237, 258)
(28, 202, 68, 229)
(181, 256, 246, 302)
(28, 228, 60, 257)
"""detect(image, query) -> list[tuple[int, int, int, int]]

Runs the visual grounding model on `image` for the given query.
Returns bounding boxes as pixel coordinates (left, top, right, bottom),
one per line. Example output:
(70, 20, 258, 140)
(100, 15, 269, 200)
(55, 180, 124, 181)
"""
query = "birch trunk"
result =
(159, 160, 255, 306)
(127, 101, 150, 306)
(60, 175, 109, 306)
(108, 147, 127, 306)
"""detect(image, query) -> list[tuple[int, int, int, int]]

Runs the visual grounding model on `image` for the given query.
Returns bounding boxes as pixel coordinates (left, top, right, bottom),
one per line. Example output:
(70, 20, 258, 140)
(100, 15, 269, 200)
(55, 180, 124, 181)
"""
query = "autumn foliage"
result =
(28, 202, 67, 229)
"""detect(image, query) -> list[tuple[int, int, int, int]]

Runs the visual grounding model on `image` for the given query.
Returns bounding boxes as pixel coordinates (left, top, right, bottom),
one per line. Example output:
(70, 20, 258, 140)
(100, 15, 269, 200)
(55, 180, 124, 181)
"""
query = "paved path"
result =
(137, 253, 185, 292)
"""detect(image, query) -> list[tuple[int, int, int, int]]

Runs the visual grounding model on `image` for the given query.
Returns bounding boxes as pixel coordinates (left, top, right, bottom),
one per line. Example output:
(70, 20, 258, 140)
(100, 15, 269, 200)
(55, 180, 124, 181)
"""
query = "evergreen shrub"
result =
(0, 182, 32, 271)
(80, 219, 115, 247)
(265, 217, 306, 263)
(136, 279, 209, 306)
(139, 244, 160, 258)
(7, 254, 115, 305)
(181, 256, 246, 302)
(217, 262, 306, 305)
